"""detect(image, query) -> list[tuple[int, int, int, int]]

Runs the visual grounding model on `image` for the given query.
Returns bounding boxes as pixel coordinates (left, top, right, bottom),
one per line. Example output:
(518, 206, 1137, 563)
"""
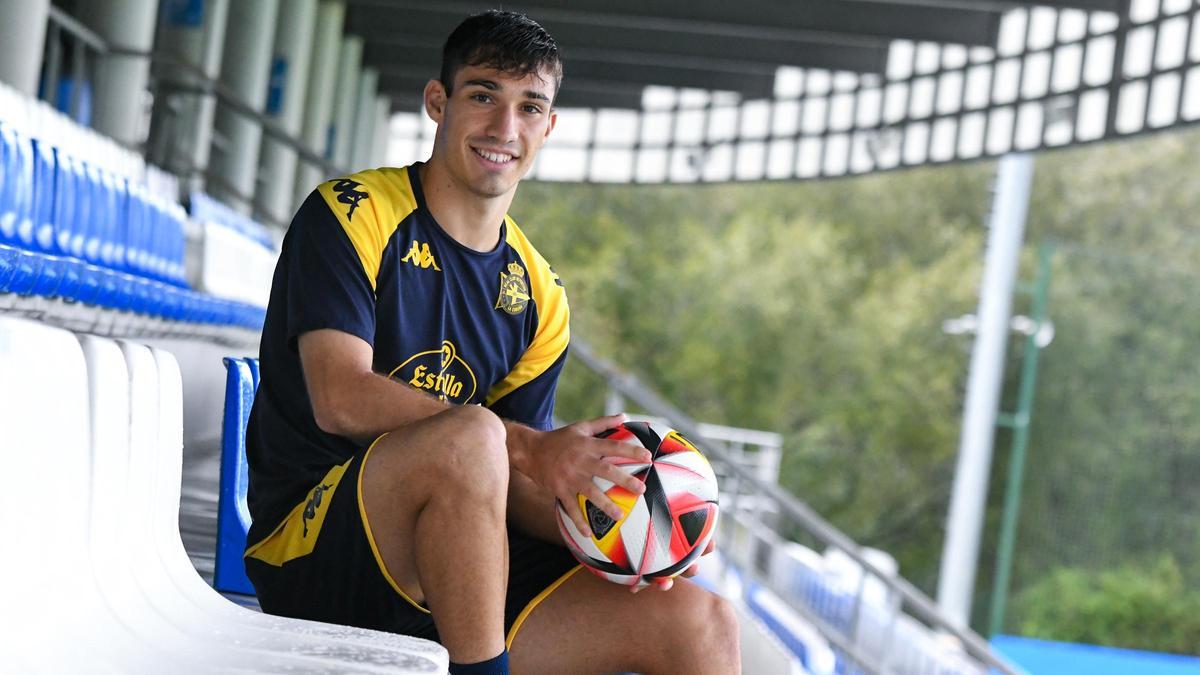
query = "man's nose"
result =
(487, 105, 520, 141)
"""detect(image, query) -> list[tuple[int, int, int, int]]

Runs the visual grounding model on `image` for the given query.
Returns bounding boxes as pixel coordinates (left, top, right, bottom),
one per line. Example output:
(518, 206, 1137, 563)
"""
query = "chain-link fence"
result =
(991, 240, 1200, 652)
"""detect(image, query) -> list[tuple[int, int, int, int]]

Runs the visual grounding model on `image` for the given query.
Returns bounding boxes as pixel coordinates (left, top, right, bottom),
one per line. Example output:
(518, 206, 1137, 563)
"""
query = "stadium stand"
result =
(0, 316, 448, 671)
(0, 63, 451, 669)
(0, 79, 265, 341)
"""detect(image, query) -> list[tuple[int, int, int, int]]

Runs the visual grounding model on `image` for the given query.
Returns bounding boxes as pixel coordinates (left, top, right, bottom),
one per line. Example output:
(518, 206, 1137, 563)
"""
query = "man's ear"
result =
(544, 109, 557, 140)
(424, 79, 447, 124)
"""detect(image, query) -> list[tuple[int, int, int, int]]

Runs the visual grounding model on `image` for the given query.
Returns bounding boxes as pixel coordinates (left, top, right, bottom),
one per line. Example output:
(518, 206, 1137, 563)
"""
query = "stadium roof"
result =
(346, 0, 1123, 110)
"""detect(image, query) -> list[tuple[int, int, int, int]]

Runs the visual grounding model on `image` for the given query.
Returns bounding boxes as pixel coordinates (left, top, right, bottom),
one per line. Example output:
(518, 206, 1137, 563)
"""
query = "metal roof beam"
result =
(352, 20, 889, 74)
(346, 0, 1001, 47)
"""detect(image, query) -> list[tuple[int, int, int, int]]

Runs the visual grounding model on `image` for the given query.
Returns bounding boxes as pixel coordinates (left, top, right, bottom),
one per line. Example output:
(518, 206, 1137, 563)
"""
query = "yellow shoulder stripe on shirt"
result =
(316, 166, 417, 293)
(486, 216, 570, 407)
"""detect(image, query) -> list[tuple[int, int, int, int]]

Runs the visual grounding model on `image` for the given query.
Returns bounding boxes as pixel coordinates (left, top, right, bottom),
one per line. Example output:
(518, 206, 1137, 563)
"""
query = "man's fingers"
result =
(584, 485, 626, 523)
(576, 412, 626, 436)
(599, 460, 647, 495)
(654, 577, 674, 591)
(602, 437, 653, 462)
(560, 494, 593, 538)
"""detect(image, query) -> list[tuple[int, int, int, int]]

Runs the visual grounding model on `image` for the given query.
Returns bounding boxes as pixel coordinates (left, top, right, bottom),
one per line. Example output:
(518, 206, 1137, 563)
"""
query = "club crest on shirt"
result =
(495, 262, 530, 315)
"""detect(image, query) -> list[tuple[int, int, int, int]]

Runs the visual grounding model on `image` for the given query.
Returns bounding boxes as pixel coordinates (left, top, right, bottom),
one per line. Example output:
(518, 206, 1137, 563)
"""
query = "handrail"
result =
(47, 5, 107, 52)
(569, 337, 1019, 675)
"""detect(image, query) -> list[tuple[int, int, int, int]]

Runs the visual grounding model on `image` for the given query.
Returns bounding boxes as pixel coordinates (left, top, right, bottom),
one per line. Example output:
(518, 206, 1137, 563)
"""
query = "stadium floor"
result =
(179, 439, 229, 591)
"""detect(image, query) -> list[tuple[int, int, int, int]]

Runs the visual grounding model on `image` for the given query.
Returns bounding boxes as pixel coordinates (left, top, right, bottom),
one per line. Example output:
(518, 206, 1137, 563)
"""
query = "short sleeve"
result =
(488, 348, 568, 430)
(282, 191, 376, 348)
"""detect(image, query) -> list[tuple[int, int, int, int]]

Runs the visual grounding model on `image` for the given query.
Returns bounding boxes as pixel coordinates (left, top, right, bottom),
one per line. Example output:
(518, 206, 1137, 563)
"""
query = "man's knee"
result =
(433, 405, 509, 499)
(662, 588, 741, 665)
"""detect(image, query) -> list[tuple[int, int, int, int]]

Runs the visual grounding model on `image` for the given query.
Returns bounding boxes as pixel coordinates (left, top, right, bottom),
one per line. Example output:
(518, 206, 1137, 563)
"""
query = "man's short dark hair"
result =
(439, 10, 563, 102)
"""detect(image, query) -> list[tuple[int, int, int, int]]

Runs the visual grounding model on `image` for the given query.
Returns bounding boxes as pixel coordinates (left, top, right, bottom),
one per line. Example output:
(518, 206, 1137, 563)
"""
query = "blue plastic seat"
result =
(216, 357, 258, 596)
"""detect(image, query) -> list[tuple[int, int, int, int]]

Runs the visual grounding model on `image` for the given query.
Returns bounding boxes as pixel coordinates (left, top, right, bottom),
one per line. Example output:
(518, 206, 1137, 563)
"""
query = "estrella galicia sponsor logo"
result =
(389, 340, 477, 403)
(495, 261, 530, 315)
(302, 483, 332, 537)
(400, 240, 442, 271)
(332, 178, 368, 222)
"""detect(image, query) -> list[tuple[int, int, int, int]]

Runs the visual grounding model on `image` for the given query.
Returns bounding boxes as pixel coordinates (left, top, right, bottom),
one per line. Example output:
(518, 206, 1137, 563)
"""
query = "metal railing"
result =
(569, 337, 1018, 675)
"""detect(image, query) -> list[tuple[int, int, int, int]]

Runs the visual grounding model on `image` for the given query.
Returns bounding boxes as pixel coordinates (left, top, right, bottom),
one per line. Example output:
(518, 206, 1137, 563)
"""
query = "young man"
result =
(244, 11, 739, 674)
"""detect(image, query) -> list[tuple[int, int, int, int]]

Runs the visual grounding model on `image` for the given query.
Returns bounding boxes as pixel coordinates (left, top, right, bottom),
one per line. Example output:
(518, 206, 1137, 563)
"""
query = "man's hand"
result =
(514, 413, 652, 538)
(631, 539, 716, 593)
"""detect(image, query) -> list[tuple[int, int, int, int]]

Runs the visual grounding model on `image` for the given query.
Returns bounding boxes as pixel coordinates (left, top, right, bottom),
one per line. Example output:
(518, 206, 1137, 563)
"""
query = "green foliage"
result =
(513, 163, 994, 591)
(510, 126, 1200, 623)
(1012, 556, 1200, 654)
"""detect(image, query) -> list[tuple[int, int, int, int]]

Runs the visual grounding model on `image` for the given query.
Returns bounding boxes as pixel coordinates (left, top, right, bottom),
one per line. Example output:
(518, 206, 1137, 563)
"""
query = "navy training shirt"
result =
(245, 163, 570, 547)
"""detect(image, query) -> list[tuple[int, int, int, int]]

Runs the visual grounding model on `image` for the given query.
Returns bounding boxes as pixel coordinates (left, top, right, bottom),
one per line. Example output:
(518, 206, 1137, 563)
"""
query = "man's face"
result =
(425, 63, 558, 199)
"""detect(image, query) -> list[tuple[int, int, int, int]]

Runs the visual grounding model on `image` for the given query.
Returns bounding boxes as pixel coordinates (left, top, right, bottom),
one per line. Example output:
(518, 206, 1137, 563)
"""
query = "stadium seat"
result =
(0, 317, 446, 670)
(0, 317, 130, 671)
(125, 342, 449, 670)
(214, 357, 256, 595)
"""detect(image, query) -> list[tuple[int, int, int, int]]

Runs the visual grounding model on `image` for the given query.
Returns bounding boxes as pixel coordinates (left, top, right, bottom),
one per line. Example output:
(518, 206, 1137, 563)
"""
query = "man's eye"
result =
(523, 105, 543, 114)
(471, 93, 491, 103)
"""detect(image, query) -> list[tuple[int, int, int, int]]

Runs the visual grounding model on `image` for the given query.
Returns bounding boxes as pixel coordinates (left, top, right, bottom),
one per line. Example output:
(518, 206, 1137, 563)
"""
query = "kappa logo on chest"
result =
(400, 240, 441, 271)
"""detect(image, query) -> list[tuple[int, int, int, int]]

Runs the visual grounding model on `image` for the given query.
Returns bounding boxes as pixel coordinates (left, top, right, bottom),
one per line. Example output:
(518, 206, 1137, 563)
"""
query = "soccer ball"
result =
(556, 421, 720, 588)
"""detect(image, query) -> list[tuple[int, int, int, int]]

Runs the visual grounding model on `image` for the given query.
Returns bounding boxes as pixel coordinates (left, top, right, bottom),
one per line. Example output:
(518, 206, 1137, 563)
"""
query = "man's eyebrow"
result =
(462, 78, 551, 103)
(463, 78, 499, 90)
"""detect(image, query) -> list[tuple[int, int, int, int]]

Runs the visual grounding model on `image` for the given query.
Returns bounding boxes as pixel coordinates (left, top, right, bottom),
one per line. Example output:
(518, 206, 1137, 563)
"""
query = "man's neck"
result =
(418, 161, 513, 252)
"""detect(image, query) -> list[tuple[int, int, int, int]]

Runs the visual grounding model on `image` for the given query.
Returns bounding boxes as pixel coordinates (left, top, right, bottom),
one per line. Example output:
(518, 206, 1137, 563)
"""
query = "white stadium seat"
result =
(0, 316, 447, 672)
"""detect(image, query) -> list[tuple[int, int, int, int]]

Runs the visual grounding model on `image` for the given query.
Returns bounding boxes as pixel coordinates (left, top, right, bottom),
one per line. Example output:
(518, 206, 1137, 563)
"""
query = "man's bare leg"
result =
(508, 571, 741, 674)
(359, 405, 510, 663)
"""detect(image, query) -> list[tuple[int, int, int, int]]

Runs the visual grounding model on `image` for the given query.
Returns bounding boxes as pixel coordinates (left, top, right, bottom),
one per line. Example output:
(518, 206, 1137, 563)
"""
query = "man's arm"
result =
(299, 328, 650, 536)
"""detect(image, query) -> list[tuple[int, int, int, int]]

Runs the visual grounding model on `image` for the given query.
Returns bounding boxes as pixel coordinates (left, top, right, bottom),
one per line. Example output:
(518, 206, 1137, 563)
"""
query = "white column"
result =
(349, 67, 378, 170)
(330, 35, 363, 170)
(79, 0, 159, 146)
(149, 0, 230, 193)
(0, 0, 50, 96)
(371, 95, 392, 168)
(210, 0, 279, 215)
(937, 153, 1035, 626)
(293, 0, 345, 203)
(257, 0, 317, 225)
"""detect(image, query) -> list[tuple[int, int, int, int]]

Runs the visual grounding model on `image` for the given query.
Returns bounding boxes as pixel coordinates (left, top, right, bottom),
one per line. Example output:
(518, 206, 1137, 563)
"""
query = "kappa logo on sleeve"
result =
(331, 178, 369, 221)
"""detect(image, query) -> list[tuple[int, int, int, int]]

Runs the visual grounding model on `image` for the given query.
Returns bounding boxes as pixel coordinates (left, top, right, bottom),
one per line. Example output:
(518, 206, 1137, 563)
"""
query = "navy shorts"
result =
(244, 440, 581, 646)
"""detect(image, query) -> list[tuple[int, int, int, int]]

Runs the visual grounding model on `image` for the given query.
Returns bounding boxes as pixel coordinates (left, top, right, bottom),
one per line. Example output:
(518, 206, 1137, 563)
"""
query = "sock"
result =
(448, 650, 509, 675)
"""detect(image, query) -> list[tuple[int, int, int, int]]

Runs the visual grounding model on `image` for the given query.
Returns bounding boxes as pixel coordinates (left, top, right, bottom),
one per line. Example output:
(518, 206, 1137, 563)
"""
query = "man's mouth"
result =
(473, 147, 518, 165)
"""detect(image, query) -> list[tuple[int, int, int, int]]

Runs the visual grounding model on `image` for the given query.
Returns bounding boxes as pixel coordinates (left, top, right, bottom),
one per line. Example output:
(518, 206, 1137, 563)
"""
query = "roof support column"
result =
(210, 0, 279, 215)
(371, 96, 392, 168)
(349, 67, 378, 170)
(257, 0, 317, 225)
(79, 0, 159, 146)
(148, 0, 230, 193)
(293, 0, 345, 203)
(329, 35, 363, 170)
(0, 0, 50, 96)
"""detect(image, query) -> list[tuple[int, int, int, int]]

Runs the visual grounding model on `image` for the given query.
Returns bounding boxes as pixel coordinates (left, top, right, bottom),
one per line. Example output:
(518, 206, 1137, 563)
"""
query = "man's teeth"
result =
(475, 148, 515, 163)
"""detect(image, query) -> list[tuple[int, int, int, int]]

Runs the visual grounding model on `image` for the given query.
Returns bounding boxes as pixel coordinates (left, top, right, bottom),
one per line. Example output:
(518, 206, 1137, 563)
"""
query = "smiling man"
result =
(243, 11, 739, 675)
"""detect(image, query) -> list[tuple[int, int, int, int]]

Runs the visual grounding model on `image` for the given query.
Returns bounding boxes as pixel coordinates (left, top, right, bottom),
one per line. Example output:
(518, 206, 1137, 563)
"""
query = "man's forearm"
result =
(316, 368, 452, 442)
(320, 365, 551, 474)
